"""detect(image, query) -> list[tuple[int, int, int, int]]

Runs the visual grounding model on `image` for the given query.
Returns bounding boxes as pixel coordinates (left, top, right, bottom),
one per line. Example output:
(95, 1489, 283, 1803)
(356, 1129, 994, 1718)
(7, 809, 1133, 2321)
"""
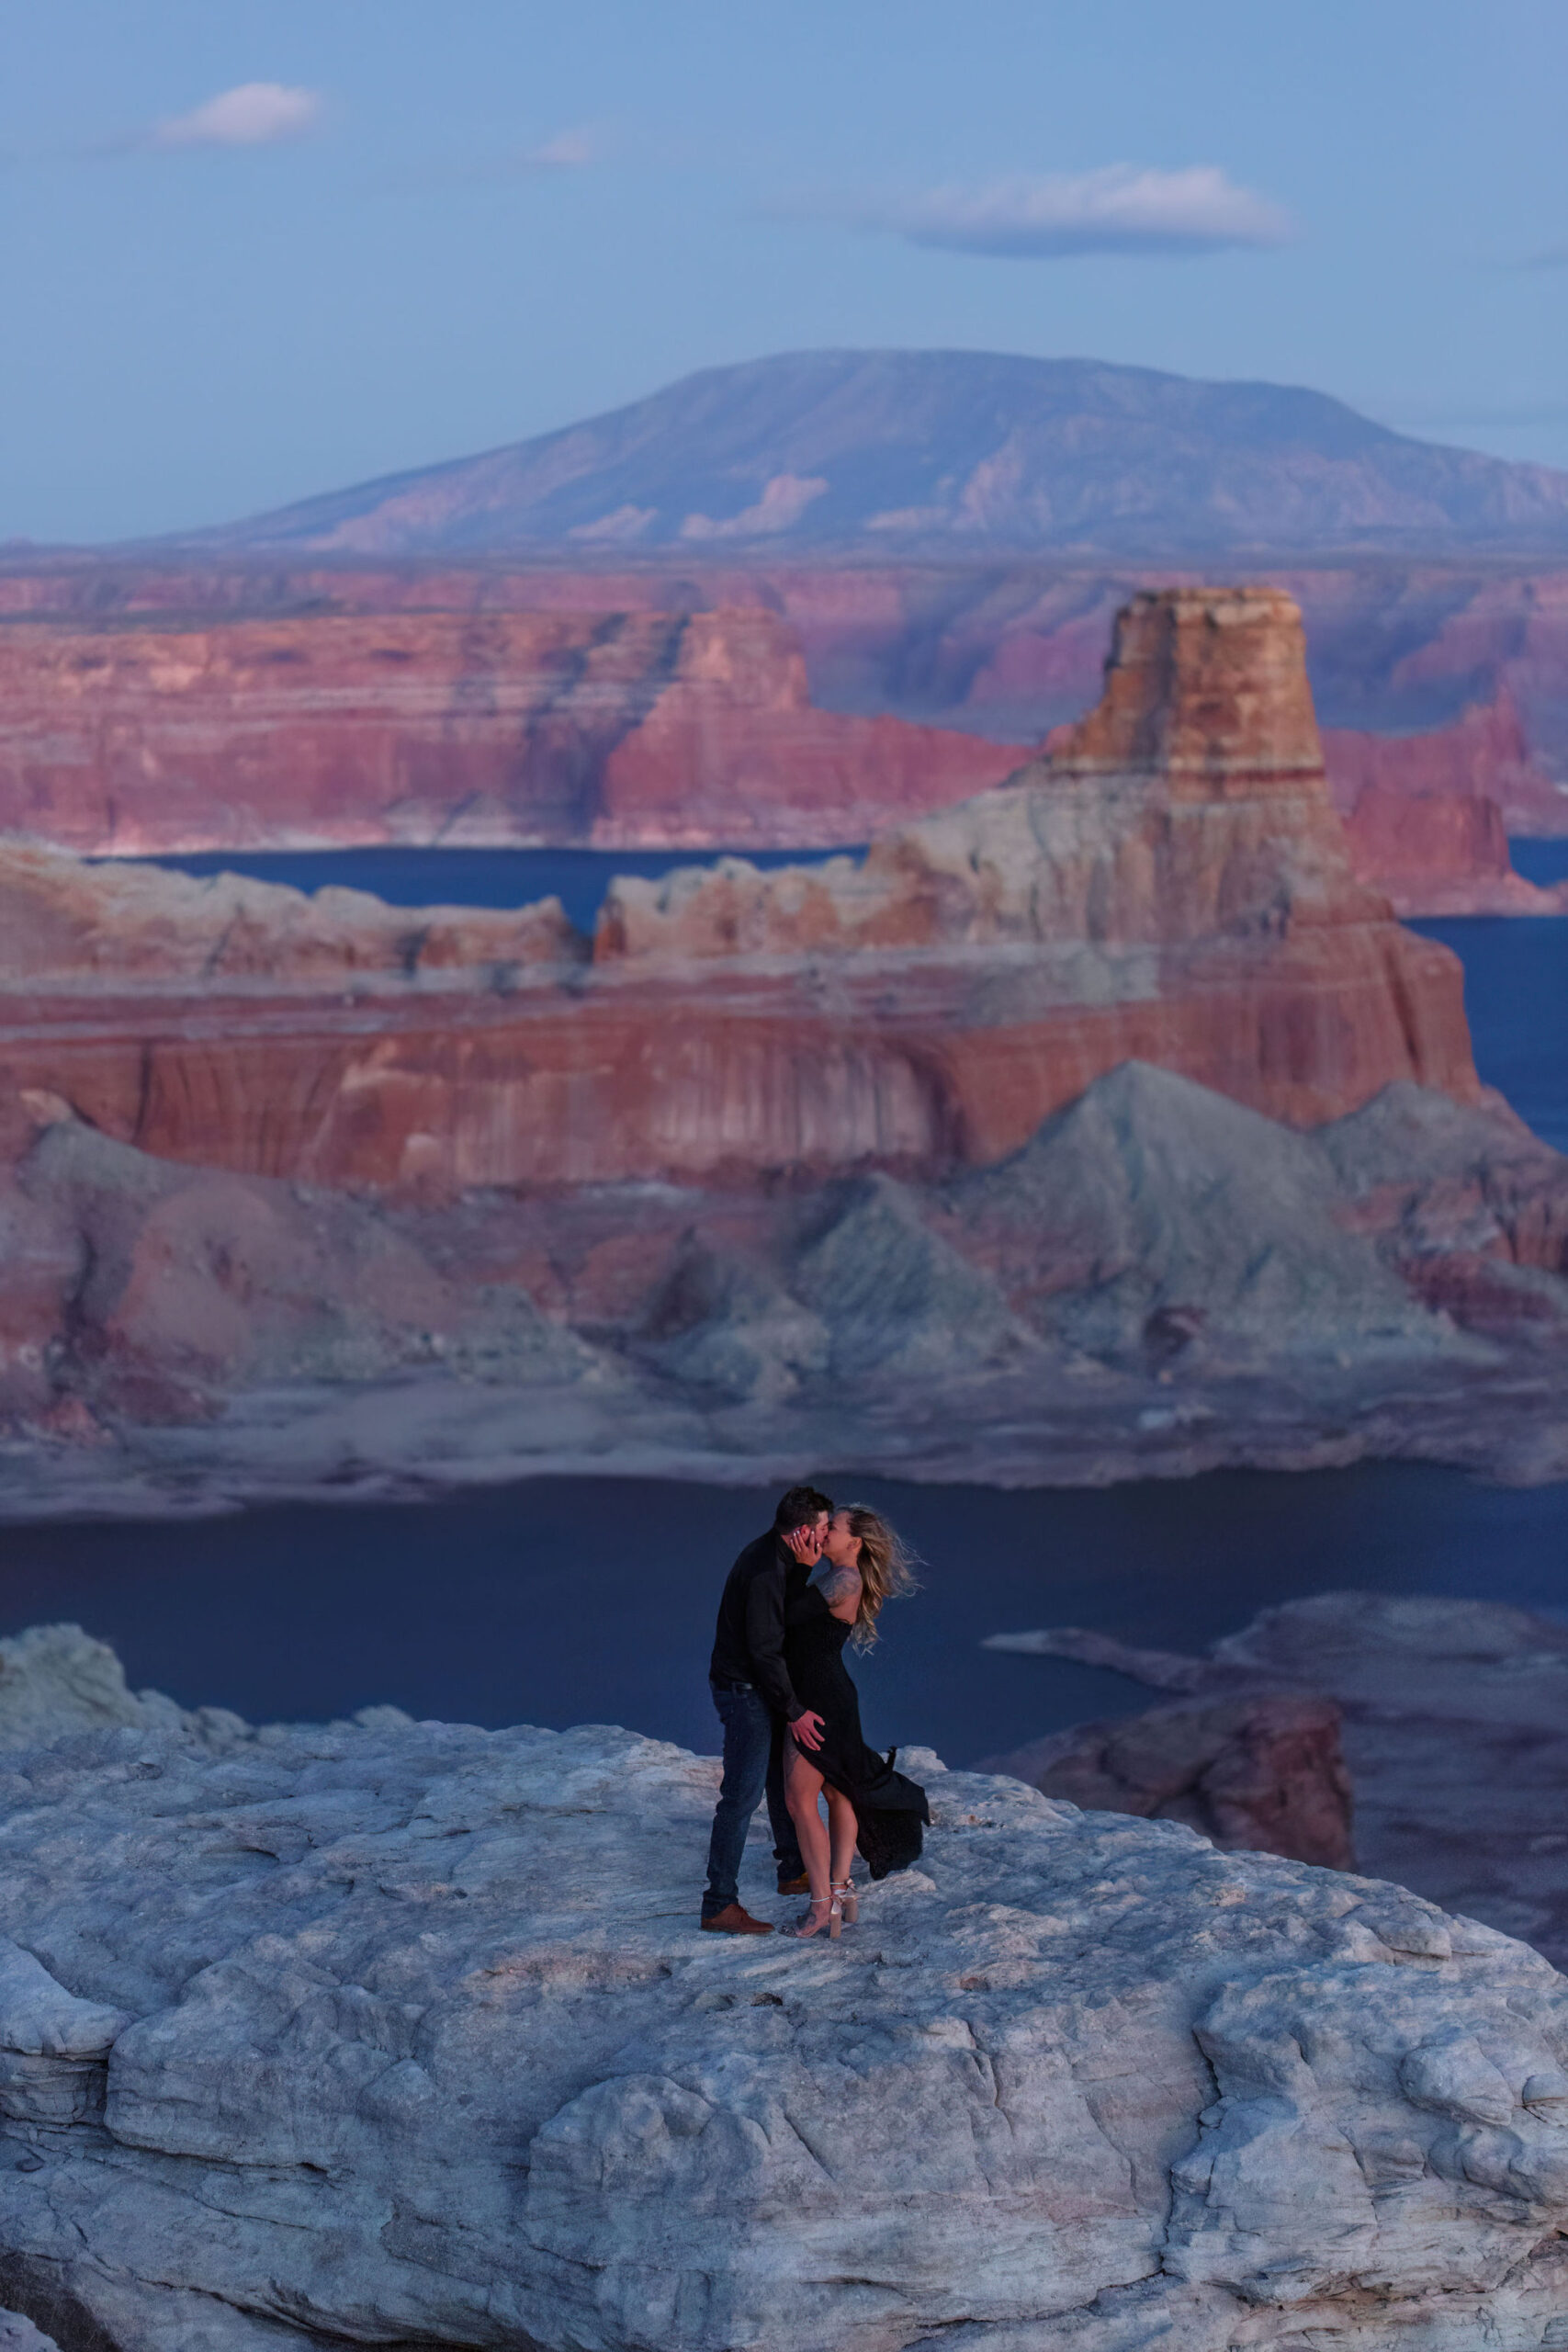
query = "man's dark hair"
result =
(774, 1484, 834, 1534)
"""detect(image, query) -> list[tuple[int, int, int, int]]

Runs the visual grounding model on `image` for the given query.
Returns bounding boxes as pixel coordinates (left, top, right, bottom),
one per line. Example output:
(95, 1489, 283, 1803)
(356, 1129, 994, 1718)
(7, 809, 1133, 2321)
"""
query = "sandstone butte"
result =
(0, 588, 1481, 1197)
(0, 568, 1563, 915)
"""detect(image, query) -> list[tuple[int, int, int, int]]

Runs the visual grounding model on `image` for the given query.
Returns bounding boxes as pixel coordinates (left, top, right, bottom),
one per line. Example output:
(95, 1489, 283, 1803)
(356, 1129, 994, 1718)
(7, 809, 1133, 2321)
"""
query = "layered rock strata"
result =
(0, 589, 1480, 1195)
(1325, 691, 1568, 914)
(4, 588, 1565, 1498)
(5, 1061, 1568, 1508)
(959, 567, 1568, 823)
(0, 1629, 1559, 2348)
(0, 605, 1010, 855)
(4, 560, 1567, 890)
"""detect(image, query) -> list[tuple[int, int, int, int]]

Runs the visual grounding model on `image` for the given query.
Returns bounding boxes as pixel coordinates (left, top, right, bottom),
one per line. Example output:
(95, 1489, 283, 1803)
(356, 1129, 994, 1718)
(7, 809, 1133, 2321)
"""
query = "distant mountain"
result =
(183, 349, 1568, 560)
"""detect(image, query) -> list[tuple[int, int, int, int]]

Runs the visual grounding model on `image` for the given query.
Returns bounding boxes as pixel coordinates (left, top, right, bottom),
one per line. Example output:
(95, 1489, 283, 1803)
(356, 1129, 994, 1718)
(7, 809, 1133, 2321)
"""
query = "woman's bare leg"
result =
(825, 1787, 857, 1890)
(784, 1747, 831, 1898)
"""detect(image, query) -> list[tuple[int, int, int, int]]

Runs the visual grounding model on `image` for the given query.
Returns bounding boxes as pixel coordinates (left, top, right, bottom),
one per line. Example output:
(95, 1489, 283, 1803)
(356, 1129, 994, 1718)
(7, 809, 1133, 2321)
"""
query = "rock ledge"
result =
(0, 1630, 1559, 2347)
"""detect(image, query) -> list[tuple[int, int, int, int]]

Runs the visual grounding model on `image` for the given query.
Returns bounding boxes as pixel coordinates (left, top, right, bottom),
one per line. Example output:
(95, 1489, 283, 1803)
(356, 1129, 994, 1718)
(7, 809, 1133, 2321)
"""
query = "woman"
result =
(780, 1502, 929, 1939)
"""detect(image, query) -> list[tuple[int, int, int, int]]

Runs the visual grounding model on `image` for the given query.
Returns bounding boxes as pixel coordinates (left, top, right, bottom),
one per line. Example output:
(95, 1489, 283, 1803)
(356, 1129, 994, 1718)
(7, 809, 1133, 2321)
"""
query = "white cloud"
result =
(374, 128, 602, 198)
(819, 164, 1292, 259)
(522, 129, 596, 169)
(152, 84, 321, 151)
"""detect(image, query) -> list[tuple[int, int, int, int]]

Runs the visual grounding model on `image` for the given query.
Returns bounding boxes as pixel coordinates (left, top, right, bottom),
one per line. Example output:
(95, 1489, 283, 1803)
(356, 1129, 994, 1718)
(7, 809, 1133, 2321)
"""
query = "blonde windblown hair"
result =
(839, 1504, 919, 1648)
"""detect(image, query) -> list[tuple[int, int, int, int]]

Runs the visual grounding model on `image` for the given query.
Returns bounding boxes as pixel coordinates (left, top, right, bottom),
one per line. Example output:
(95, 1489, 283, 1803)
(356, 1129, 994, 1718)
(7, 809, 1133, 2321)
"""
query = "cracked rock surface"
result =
(0, 1631, 1560, 2347)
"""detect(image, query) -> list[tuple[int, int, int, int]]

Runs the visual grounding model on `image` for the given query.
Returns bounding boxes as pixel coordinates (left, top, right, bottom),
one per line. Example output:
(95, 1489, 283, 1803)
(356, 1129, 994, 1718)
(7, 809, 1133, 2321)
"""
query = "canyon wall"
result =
(0, 588, 1478, 1197)
(5, 552, 1565, 758)
(2, 560, 1564, 912)
(6, 561, 1561, 917)
(0, 605, 1011, 856)
(1325, 691, 1566, 913)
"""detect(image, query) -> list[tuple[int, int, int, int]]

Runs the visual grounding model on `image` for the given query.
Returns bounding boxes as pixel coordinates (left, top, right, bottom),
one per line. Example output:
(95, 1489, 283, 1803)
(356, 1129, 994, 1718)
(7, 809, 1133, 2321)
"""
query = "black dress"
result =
(783, 1585, 929, 1879)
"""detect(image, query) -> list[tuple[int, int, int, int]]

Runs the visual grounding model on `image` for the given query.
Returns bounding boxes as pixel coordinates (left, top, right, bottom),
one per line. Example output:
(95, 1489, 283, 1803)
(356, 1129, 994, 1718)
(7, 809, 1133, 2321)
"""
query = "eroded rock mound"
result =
(0, 1630, 1558, 2347)
(6, 1059, 1568, 1504)
(0, 1624, 197, 1750)
(978, 1692, 1356, 1871)
(987, 1592, 1568, 1972)
(2, 581, 1566, 1501)
(943, 1059, 1446, 1365)
(10, 1113, 594, 1422)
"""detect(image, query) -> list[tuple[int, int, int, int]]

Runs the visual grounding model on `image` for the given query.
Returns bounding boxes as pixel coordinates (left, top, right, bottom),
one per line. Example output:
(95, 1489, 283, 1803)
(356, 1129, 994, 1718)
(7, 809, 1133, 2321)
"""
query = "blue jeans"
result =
(702, 1678, 805, 1917)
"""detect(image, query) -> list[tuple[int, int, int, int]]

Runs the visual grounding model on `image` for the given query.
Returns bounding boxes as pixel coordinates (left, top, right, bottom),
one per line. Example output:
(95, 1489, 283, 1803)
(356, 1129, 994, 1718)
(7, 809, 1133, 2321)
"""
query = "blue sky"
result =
(3, 0, 1564, 540)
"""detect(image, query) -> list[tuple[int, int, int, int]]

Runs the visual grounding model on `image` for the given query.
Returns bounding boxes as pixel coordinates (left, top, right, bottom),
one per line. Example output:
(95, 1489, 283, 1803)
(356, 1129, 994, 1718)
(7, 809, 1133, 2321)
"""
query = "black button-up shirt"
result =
(708, 1530, 809, 1722)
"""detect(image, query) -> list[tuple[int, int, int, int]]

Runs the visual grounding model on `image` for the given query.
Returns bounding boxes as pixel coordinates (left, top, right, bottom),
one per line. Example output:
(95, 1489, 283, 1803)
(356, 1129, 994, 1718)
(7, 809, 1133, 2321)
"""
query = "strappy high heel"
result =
(788, 1893, 841, 1939)
(831, 1880, 858, 1925)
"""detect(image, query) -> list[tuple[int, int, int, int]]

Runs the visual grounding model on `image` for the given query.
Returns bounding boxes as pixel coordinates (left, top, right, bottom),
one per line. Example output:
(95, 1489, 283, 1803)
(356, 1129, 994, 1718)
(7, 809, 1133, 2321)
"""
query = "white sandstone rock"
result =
(0, 2315, 57, 2351)
(0, 1624, 189, 1747)
(0, 1641, 1557, 2346)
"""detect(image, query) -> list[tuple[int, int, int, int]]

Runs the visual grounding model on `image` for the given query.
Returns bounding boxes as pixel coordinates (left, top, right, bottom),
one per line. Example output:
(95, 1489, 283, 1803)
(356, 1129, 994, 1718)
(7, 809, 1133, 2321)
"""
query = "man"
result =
(700, 1485, 833, 1934)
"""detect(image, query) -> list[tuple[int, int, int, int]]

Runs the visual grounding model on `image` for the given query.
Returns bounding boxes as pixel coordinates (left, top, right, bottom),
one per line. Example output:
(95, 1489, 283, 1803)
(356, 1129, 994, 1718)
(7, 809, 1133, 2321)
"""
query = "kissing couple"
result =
(700, 1484, 930, 1939)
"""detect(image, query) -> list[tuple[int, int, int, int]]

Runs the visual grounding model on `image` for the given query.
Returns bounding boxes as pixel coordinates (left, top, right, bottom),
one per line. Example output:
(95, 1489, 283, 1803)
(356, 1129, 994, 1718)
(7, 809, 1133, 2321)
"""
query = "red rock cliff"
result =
(1323, 693, 1566, 914)
(0, 605, 1011, 855)
(605, 589, 1444, 956)
(0, 588, 1478, 1194)
(4, 559, 1566, 887)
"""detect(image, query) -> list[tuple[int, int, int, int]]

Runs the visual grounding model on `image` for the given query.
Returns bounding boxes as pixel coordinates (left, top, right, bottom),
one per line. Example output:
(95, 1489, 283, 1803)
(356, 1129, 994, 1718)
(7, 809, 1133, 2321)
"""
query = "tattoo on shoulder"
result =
(818, 1566, 862, 1609)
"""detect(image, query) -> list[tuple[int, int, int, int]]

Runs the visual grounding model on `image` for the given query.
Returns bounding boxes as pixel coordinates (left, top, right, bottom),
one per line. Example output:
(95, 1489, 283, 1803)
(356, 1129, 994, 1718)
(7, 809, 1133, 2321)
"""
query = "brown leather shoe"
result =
(776, 1871, 810, 1897)
(699, 1902, 773, 1935)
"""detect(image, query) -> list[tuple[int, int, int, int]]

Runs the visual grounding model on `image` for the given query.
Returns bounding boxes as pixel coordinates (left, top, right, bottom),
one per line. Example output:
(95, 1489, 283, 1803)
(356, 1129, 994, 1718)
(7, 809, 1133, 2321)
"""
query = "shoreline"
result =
(5, 1351, 1567, 1524)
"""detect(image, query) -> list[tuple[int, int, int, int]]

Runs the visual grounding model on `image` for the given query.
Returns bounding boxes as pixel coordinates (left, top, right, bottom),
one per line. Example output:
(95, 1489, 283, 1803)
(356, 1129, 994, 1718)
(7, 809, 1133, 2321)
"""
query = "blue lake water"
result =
(1, 1464, 1564, 1768)
(13, 854, 1568, 1756)
(121, 843, 865, 937)
(1412, 913, 1568, 1153)
(1511, 836, 1568, 889)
